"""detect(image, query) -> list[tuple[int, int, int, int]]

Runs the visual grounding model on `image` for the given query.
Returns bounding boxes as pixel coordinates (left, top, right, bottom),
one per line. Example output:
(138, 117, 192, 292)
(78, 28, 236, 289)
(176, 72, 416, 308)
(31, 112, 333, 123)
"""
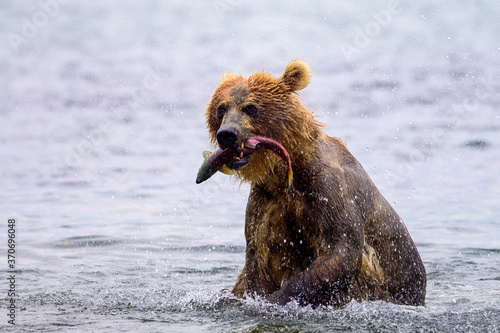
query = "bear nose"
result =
(217, 127, 239, 149)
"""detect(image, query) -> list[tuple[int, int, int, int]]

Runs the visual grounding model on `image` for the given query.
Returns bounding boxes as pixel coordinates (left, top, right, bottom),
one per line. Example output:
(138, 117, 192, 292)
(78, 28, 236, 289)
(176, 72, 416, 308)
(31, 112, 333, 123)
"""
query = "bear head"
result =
(204, 60, 323, 185)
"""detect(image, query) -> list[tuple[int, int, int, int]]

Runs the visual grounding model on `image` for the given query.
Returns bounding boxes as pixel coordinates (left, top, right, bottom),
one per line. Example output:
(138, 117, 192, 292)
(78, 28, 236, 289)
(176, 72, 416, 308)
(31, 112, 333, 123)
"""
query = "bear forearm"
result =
(268, 254, 357, 307)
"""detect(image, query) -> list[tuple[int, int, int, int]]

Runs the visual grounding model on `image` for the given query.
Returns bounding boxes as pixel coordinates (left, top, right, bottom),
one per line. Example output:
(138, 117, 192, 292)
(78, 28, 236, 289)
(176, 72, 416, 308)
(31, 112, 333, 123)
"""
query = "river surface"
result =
(1, 1, 499, 332)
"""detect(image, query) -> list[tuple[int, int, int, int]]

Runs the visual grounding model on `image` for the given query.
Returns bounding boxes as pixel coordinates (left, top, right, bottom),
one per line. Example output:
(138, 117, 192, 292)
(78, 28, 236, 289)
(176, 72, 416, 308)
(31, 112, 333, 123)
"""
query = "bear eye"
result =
(242, 103, 259, 117)
(216, 103, 227, 119)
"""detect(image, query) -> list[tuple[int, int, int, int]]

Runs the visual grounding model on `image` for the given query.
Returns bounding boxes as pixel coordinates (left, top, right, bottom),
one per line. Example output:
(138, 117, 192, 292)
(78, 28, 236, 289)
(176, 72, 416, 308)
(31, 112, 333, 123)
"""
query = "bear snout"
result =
(217, 126, 240, 149)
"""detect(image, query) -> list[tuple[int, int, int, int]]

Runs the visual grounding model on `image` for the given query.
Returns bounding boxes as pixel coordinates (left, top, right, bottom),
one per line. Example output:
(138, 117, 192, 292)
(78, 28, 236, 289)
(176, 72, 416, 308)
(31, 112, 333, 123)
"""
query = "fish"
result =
(196, 135, 293, 187)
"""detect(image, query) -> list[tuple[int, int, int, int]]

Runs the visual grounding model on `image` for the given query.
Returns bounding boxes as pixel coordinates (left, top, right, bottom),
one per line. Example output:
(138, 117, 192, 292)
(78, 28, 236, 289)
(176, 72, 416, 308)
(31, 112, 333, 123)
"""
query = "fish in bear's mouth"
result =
(195, 135, 293, 186)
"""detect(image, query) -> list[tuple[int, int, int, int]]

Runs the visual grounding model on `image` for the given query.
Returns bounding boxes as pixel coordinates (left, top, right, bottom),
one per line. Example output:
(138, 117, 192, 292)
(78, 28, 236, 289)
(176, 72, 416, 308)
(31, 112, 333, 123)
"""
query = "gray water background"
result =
(1, 0, 499, 332)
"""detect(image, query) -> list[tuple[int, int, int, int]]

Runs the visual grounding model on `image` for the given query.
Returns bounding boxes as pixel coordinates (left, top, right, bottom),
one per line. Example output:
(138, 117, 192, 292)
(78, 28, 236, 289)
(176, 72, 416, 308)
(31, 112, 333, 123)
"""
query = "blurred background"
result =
(1, 1, 499, 332)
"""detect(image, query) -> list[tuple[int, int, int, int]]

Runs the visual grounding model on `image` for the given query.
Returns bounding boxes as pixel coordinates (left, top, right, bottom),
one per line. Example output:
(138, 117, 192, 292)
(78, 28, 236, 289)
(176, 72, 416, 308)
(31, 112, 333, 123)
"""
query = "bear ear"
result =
(280, 60, 311, 92)
(220, 72, 236, 82)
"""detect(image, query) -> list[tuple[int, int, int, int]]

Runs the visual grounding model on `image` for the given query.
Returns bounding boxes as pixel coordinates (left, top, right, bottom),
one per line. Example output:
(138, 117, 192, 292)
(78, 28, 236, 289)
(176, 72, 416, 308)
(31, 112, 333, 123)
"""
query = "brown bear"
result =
(196, 60, 426, 307)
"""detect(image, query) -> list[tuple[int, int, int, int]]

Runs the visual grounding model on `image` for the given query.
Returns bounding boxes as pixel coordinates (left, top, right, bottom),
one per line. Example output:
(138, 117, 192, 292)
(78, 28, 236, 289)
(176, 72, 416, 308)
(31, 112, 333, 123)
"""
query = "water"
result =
(1, 0, 499, 331)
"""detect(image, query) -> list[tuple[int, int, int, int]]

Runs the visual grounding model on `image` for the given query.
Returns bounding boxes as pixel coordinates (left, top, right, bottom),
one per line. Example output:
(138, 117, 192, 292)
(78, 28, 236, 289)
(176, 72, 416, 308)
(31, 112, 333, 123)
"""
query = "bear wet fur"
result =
(202, 60, 426, 307)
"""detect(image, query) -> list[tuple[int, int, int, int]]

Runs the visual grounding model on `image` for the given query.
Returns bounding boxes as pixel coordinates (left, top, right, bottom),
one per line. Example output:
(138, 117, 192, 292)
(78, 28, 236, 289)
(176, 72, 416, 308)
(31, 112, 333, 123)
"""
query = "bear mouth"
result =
(196, 135, 293, 186)
(225, 144, 254, 170)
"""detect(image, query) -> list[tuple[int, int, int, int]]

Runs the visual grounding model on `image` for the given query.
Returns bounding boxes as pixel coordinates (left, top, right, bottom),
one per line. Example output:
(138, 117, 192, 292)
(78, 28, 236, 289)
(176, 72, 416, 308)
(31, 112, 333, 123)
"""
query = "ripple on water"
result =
(51, 235, 123, 248)
(462, 139, 491, 149)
